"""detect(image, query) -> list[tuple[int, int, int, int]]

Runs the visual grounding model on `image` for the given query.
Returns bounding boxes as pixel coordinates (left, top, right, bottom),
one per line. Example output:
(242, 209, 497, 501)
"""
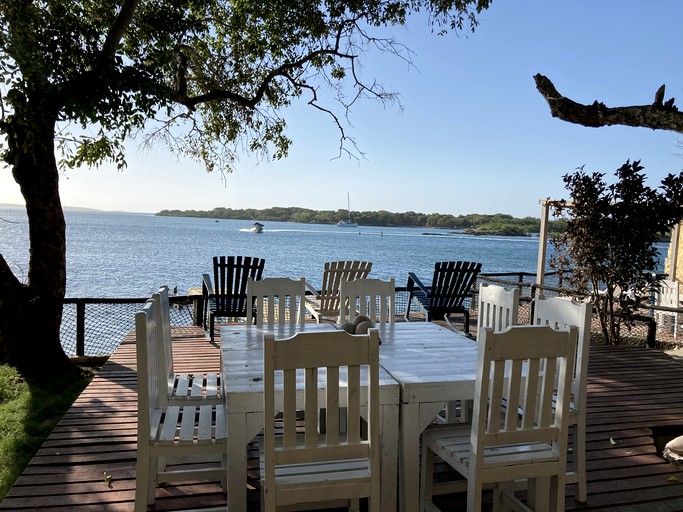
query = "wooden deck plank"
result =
(3, 328, 683, 511)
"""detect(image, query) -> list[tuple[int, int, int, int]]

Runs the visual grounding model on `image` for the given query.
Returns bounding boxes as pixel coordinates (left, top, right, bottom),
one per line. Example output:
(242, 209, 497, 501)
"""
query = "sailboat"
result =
(336, 193, 358, 228)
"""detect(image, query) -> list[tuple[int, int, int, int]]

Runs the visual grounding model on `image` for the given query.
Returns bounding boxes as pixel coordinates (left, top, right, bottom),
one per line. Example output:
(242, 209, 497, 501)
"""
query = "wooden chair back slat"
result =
(262, 328, 380, 510)
(213, 255, 265, 316)
(477, 283, 520, 335)
(430, 261, 481, 310)
(475, 325, 576, 450)
(339, 277, 395, 324)
(305, 260, 372, 322)
(247, 277, 306, 328)
(320, 260, 373, 313)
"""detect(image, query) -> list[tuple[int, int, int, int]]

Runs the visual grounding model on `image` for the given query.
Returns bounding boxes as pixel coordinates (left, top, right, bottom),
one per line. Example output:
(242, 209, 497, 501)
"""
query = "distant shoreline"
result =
(155, 206, 567, 234)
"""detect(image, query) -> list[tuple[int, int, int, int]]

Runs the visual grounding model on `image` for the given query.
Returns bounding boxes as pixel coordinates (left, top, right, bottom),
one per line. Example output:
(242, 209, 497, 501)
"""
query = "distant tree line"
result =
(157, 207, 567, 234)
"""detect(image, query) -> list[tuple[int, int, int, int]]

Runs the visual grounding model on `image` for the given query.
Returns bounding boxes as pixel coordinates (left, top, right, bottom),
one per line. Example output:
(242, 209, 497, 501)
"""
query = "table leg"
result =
(380, 403, 399, 512)
(227, 412, 247, 512)
(399, 401, 420, 512)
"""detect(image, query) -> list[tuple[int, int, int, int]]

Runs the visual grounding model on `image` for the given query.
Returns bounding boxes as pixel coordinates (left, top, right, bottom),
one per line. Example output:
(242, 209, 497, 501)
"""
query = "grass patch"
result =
(0, 364, 93, 500)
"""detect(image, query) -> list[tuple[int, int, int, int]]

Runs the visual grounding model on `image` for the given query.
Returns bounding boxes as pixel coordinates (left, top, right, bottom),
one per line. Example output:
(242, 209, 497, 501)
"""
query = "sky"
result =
(1, 1, 682, 218)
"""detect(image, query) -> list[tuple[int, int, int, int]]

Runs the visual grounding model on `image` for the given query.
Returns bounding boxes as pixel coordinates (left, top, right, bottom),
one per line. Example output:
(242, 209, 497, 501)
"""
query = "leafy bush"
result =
(551, 160, 683, 344)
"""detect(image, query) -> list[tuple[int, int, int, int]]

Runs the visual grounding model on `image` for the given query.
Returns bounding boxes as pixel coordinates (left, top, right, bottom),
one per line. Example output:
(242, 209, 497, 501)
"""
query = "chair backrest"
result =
(339, 277, 396, 324)
(317, 260, 373, 313)
(656, 279, 680, 308)
(152, 286, 173, 405)
(212, 256, 265, 316)
(428, 261, 482, 312)
(476, 283, 519, 334)
(136, 300, 160, 442)
(263, 328, 380, 490)
(532, 297, 593, 411)
(247, 277, 306, 328)
(472, 325, 576, 473)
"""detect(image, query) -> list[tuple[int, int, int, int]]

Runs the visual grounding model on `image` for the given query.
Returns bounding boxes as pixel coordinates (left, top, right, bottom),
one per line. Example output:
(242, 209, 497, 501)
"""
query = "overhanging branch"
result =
(534, 73, 683, 135)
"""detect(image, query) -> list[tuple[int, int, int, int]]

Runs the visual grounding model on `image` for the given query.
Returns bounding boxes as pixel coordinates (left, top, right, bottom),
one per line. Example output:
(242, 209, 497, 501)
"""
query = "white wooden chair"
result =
(420, 325, 577, 512)
(339, 277, 396, 324)
(655, 279, 681, 339)
(246, 277, 306, 328)
(153, 285, 221, 405)
(305, 260, 373, 322)
(476, 282, 520, 334)
(533, 296, 593, 503)
(260, 328, 381, 512)
(134, 300, 227, 511)
(442, 283, 519, 425)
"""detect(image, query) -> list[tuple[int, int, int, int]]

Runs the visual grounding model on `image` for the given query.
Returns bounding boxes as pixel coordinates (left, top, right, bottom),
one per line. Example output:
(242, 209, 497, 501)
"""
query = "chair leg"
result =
(209, 314, 215, 341)
(466, 478, 483, 512)
(134, 453, 151, 512)
(574, 422, 588, 503)
(147, 455, 159, 505)
(419, 439, 435, 511)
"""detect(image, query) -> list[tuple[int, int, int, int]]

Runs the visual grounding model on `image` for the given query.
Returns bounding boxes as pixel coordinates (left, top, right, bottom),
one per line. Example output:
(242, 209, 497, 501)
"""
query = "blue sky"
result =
(1, 1, 681, 218)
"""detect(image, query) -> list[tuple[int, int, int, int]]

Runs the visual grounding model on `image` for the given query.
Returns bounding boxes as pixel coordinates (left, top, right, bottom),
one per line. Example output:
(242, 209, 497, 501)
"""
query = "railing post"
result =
(196, 294, 204, 327)
(76, 300, 86, 357)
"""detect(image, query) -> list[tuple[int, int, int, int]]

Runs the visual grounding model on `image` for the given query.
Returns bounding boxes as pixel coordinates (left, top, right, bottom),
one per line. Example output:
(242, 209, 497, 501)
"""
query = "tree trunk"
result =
(0, 101, 78, 380)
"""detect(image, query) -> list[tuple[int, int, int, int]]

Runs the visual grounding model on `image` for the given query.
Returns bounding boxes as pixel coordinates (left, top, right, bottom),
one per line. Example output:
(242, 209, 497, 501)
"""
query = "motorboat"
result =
(250, 222, 264, 233)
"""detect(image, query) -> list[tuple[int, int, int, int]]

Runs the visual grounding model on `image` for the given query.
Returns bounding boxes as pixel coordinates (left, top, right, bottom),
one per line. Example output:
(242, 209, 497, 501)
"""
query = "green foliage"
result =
(0, 0, 492, 174)
(551, 161, 683, 344)
(0, 364, 92, 500)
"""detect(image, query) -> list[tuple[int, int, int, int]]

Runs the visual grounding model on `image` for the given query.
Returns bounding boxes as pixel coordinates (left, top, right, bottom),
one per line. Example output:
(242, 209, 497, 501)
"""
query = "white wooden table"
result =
(375, 322, 479, 512)
(220, 324, 400, 512)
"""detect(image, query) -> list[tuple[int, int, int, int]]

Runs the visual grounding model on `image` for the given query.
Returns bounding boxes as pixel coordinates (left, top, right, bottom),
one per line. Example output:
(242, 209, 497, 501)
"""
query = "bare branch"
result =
(534, 73, 683, 135)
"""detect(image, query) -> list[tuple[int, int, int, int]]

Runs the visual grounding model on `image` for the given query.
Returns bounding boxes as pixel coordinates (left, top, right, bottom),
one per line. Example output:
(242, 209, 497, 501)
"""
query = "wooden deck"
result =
(3, 324, 683, 511)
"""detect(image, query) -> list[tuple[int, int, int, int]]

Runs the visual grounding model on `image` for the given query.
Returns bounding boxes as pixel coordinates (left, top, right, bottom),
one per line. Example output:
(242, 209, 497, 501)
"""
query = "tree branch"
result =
(534, 73, 683, 135)
(102, 0, 140, 60)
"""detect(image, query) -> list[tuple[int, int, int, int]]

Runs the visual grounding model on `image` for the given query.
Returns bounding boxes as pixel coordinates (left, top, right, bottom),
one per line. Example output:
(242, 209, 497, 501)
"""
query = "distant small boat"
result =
(250, 222, 264, 233)
(337, 193, 358, 228)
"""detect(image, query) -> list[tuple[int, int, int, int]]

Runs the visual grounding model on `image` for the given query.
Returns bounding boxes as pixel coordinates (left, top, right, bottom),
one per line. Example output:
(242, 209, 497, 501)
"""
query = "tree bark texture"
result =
(534, 74, 683, 135)
(0, 100, 78, 379)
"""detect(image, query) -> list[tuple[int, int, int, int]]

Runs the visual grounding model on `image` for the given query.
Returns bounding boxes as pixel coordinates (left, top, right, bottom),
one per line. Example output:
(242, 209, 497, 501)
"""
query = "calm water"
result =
(0, 206, 669, 298)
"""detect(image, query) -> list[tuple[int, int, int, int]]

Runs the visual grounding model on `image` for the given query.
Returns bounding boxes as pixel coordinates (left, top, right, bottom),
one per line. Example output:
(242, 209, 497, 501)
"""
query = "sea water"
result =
(0, 207, 669, 298)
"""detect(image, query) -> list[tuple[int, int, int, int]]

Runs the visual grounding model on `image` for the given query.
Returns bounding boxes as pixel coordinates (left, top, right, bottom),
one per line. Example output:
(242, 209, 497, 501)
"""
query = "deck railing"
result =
(59, 272, 677, 357)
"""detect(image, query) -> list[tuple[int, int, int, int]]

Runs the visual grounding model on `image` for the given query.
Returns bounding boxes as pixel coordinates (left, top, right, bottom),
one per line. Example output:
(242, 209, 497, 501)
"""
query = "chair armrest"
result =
(202, 273, 214, 297)
(407, 272, 430, 295)
(304, 280, 320, 298)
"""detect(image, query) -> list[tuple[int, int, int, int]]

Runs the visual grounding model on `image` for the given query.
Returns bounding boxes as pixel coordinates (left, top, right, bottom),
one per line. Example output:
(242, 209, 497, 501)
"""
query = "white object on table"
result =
(220, 323, 399, 512)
